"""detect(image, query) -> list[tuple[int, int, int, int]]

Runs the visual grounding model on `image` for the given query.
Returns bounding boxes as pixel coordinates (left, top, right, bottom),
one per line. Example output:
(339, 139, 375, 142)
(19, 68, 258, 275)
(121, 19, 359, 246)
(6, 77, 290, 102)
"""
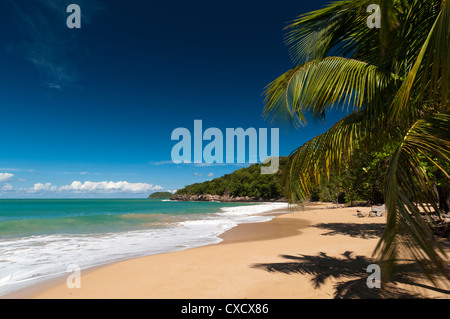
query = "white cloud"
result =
(207, 172, 214, 177)
(0, 173, 14, 182)
(192, 163, 246, 167)
(1, 183, 13, 191)
(149, 160, 178, 166)
(0, 180, 166, 198)
(0, 168, 36, 172)
(3, 180, 162, 195)
(194, 172, 202, 177)
(31, 182, 58, 192)
(148, 161, 246, 168)
(58, 181, 161, 193)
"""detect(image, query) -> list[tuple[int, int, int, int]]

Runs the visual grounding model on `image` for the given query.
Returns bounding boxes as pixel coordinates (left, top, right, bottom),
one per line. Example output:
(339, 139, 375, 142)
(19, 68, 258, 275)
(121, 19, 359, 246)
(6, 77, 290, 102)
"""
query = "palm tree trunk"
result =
(436, 186, 449, 215)
(434, 170, 449, 214)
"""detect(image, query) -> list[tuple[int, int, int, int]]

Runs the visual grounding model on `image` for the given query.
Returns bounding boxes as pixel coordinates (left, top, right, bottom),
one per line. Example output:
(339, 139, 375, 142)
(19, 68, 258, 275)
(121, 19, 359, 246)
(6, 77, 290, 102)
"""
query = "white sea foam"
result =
(0, 202, 288, 296)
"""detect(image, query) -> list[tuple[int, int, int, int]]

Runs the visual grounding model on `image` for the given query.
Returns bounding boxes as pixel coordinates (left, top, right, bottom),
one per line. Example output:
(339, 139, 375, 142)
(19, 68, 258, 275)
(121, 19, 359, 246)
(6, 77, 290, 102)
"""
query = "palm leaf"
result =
(263, 57, 399, 127)
(390, 0, 450, 121)
(375, 114, 450, 283)
(283, 110, 392, 203)
(284, 0, 364, 63)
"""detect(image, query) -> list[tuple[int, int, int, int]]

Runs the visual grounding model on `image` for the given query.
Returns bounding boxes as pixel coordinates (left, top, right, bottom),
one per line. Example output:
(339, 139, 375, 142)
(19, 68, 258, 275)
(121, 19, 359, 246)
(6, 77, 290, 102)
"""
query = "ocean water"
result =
(0, 199, 287, 296)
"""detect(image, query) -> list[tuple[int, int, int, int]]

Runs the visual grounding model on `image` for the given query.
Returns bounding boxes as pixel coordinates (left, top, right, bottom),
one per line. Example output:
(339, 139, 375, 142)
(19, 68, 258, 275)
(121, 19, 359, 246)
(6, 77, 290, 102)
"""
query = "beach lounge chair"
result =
(369, 205, 385, 217)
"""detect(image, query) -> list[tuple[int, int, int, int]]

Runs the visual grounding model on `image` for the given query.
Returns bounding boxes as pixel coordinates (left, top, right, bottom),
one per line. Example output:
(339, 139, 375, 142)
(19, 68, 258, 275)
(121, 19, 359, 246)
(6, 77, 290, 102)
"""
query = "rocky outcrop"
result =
(170, 193, 286, 203)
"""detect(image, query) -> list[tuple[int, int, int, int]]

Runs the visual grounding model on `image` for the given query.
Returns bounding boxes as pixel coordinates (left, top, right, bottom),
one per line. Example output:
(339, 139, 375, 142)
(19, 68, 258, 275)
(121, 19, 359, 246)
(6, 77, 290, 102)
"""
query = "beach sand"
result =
(8, 202, 450, 299)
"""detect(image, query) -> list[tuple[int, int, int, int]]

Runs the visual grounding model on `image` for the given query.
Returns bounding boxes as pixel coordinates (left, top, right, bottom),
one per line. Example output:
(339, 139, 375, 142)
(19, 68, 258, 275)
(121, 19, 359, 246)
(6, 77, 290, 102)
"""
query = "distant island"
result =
(170, 157, 288, 202)
(148, 192, 174, 199)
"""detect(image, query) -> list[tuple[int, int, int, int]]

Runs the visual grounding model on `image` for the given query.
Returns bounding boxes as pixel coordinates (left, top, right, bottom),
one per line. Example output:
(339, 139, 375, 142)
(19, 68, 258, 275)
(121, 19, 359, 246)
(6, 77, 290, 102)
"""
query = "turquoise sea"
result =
(0, 199, 286, 296)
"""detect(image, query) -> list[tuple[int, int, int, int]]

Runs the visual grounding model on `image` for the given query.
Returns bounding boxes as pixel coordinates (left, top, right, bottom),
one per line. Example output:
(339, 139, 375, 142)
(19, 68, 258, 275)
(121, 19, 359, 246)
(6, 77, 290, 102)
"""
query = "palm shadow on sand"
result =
(313, 222, 385, 239)
(253, 251, 450, 298)
(252, 223, 449, 299)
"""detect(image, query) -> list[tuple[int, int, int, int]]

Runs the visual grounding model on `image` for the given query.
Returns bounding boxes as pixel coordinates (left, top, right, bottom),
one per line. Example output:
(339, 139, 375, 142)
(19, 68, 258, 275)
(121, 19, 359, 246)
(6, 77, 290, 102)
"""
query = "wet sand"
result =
(6, 202, 449, 299)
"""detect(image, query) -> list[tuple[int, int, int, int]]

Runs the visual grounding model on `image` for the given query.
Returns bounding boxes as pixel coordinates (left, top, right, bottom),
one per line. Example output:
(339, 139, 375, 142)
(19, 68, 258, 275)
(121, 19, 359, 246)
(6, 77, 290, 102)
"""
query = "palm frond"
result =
(390, 0, 450, 121)
(375, 113, 450, 283)
(263, 57, 399, 127)
(283, 110, 390, 203)
(285, 0, 376, 64)
(264, 0, 450, 287)
(285, 0, 443, 77)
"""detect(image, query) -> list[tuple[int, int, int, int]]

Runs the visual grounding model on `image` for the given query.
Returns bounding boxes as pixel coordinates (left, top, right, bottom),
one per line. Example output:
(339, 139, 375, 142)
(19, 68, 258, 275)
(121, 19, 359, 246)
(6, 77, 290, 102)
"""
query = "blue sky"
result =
(0, 0, 347, 198)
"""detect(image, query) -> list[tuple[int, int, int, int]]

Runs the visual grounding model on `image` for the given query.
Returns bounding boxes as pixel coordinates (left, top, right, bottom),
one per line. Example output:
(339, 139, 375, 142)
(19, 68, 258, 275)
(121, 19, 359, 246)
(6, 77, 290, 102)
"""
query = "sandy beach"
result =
(7, 202, 449, 299)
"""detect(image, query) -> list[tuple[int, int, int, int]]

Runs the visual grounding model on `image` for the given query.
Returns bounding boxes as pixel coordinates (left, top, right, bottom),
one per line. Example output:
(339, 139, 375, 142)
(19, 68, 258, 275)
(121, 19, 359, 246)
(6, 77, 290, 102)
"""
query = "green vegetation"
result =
(263, 0, 449, 283)
(174, 157, 288, 200)
(310, 141, 396, 205)
(173, 144, 417, 205)
(148, 192, 173, 199)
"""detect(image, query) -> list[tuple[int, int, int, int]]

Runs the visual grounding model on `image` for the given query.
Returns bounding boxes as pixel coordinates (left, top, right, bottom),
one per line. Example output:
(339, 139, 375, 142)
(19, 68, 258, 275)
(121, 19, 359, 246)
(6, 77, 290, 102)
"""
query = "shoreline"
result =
(1, 201, 292, 299)
(4, 202, 449, 299)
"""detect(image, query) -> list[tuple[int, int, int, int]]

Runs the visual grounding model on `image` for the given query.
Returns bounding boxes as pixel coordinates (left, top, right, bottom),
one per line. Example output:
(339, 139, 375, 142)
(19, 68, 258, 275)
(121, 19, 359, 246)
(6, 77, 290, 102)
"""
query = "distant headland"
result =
(148, 192, 174, 199)
(166, 157, 288, 203)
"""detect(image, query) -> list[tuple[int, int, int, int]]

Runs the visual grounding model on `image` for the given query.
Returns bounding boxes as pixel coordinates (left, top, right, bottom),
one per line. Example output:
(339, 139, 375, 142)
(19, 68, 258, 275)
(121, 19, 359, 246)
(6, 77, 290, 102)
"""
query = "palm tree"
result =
(263, 0, 449, 284)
